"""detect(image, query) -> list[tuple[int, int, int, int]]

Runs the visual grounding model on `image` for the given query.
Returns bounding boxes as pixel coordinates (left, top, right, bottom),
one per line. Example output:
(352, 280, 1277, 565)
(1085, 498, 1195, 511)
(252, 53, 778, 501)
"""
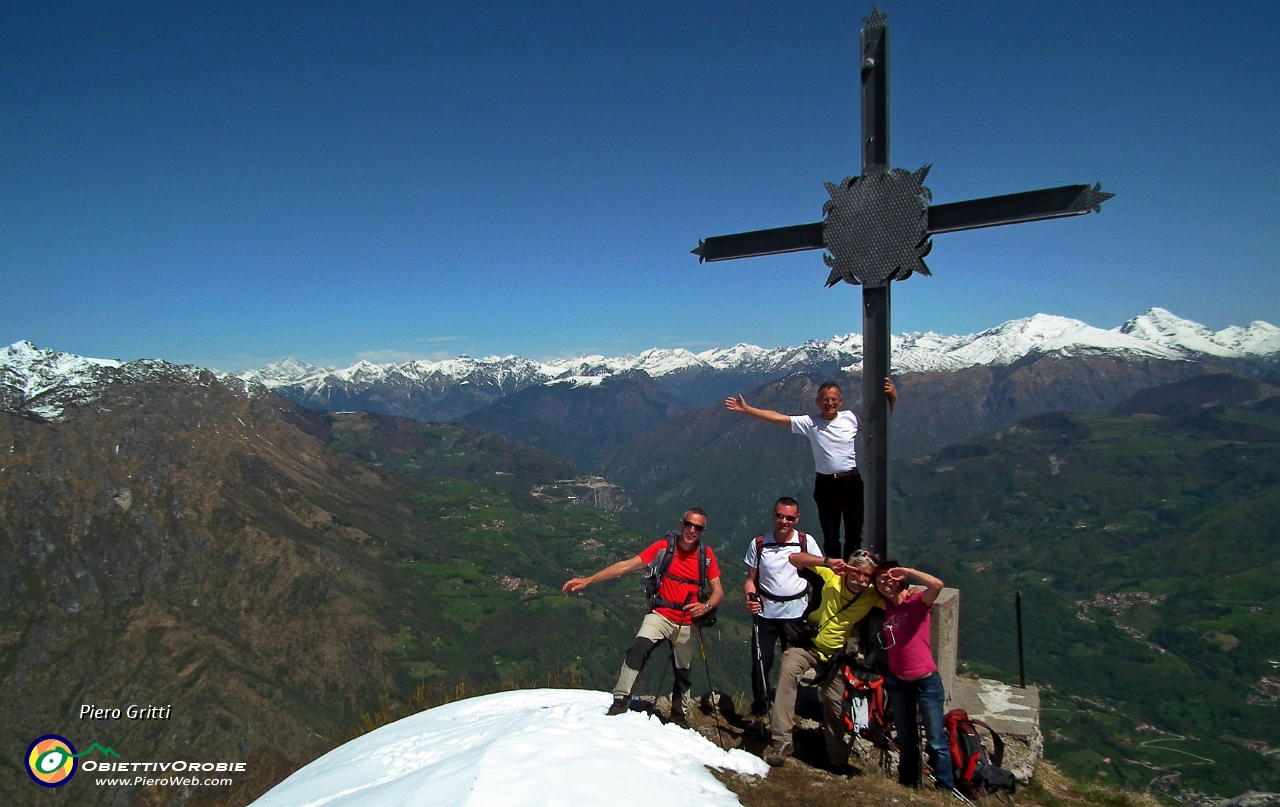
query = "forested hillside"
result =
(890, 379, 1280, 794)
(599, 355, 1219, 533)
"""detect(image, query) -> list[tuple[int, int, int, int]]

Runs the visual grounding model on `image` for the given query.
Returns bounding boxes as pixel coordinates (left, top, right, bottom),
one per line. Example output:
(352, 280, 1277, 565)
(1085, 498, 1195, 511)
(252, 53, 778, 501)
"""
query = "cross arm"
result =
(691, 183, 1114, 263)
(924, 183, 1114, 235)
(692, 222, 825, 263)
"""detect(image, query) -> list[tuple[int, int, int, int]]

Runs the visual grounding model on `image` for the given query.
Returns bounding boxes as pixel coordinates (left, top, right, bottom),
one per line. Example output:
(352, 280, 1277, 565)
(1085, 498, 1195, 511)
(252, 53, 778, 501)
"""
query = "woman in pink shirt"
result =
(874, 562, 955, 791)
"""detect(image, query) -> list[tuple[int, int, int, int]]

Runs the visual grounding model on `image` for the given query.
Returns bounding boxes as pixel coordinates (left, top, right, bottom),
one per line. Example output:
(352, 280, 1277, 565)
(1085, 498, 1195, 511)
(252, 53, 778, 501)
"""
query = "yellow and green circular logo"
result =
(26, 735, 77, 788)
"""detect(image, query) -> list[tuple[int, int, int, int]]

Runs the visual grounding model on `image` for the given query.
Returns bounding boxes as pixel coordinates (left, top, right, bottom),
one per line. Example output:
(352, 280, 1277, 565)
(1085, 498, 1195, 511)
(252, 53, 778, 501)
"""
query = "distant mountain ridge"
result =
(226, 309, 1280, 421)
(460, 371, 688, 471)
(0, 340, 267, 422)
(241, 308, 1280, 385)
(5, 310, 1275, 427)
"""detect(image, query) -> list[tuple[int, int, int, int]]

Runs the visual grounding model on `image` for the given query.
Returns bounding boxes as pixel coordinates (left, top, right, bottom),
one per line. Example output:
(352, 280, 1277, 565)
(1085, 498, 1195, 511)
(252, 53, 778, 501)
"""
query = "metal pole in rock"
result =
(1016, 590, 1026, 689)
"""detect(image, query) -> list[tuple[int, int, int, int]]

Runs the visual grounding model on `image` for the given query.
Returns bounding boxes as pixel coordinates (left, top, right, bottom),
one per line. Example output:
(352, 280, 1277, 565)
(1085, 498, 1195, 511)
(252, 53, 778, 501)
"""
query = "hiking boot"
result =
(745, 717, 769, 738)
(606, 696, 629, 716)
(764, 739, 793, 767)
(666, 712, 689, 729)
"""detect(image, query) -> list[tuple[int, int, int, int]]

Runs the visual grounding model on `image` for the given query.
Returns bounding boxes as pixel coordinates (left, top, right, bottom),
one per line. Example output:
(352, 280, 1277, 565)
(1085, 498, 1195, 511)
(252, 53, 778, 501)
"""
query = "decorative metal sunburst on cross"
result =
(821, 165, 933, 287)
(692, 7, 1114, 559)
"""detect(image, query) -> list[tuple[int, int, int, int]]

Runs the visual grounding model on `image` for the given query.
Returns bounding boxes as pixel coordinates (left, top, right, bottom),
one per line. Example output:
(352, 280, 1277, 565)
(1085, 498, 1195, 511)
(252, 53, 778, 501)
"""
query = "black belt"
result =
(816, 469, 859, 479)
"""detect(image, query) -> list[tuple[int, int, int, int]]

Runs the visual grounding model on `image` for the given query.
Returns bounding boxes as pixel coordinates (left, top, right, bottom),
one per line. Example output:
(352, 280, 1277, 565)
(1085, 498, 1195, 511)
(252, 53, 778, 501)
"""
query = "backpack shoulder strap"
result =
(698, 542, 710, 592)
(656, 532, 679, 576)
(971, 719, 1005, 767)
(647, 533, 684, 610)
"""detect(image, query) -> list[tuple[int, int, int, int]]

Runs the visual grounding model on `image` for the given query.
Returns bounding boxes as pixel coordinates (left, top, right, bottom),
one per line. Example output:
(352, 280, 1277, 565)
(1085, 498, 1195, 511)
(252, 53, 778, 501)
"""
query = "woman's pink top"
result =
(883, 590, 936, 680)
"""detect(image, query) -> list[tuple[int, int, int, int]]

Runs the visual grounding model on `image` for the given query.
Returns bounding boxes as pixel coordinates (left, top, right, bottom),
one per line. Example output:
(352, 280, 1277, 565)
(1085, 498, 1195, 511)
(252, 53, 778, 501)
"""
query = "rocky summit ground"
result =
(617, 694, 1163, 807)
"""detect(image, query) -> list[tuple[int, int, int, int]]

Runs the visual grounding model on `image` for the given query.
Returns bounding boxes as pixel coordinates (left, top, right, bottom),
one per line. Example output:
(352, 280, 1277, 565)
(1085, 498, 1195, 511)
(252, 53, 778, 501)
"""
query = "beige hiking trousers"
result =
(612, 612, 698, 716)
(770, 646, 850, 766)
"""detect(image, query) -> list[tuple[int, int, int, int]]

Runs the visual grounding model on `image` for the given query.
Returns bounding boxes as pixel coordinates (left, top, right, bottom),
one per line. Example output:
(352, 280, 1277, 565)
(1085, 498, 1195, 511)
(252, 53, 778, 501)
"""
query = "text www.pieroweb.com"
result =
(95, 775, 234, 787)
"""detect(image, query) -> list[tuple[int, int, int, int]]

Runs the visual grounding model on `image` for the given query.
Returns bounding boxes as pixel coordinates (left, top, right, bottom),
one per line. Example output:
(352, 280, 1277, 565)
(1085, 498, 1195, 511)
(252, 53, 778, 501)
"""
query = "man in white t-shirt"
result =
(726, 379, 897, 560)
(743, 497, 823, 723)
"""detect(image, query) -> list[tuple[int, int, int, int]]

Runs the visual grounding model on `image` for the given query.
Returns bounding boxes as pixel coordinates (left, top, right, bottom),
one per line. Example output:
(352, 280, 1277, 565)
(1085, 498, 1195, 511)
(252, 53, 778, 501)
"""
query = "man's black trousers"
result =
(813, 472, 863, 560)
(750, 616, 809, 716)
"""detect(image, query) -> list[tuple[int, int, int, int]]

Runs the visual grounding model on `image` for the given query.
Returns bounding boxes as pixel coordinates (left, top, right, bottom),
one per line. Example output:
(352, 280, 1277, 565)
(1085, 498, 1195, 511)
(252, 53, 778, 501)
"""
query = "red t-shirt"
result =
(638, 539, 720, 624)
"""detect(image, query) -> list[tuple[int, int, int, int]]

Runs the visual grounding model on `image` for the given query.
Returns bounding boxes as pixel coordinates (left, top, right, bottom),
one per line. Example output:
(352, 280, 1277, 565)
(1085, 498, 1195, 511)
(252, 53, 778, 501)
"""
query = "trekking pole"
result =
(698, 631, 728, 749)
(750, 607, 768, 712)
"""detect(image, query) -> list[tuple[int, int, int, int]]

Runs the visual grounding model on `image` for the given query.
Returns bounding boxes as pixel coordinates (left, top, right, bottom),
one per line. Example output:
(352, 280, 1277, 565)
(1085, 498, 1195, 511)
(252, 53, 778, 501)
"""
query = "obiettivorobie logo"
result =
(25, 736, 120, 788)
(25, 734, 245, 790)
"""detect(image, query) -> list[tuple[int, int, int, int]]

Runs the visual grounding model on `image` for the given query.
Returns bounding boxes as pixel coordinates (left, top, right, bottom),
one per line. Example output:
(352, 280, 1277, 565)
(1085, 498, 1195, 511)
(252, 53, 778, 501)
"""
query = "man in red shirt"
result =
(562, 509, 724, 727)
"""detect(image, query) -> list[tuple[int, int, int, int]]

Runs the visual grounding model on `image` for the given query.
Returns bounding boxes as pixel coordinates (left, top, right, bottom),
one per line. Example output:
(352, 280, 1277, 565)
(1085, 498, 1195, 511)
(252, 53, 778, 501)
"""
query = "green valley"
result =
(312, 411, 756, 706)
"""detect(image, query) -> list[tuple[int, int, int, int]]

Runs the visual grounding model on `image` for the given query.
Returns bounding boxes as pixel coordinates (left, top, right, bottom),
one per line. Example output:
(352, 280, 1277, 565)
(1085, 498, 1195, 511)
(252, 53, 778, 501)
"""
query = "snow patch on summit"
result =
(1, 341, 208, 421)
(1119, 308, 1280, 359)
(545, 375, 607, 388)
(250, 689, 766, 807)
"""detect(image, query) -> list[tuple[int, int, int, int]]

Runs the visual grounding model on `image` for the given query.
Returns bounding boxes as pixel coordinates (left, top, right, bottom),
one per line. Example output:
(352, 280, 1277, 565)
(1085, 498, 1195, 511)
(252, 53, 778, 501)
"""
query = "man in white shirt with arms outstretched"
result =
(726, 378, 897, 560)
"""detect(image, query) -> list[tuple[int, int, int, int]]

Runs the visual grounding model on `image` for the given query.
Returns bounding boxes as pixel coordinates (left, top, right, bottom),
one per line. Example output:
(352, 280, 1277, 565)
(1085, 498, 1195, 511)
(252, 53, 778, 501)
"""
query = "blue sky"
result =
(2, 1, 1277, 371)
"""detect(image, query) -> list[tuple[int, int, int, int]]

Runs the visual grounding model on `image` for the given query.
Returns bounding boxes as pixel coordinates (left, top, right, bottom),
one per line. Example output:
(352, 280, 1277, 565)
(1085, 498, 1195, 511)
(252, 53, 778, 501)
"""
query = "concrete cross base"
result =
(946, 677, 1043, 784)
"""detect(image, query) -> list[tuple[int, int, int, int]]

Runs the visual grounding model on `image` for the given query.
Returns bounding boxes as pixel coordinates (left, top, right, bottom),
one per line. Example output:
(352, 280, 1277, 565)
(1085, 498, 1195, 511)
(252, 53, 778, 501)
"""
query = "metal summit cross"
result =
(692, 7, 1113, 560)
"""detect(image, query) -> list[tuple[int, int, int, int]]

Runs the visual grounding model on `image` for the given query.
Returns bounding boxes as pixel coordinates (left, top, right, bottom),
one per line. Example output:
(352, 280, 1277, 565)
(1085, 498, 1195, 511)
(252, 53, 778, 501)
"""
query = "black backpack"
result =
(944, 709, 1017, 798)
(644, 531, 717, 627)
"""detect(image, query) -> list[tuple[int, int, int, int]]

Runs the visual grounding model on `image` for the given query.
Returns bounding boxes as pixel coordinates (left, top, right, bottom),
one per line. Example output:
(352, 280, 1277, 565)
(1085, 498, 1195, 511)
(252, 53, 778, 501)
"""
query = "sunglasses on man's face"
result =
(772, 513, 799, 522)
(681, 520, 707, 533)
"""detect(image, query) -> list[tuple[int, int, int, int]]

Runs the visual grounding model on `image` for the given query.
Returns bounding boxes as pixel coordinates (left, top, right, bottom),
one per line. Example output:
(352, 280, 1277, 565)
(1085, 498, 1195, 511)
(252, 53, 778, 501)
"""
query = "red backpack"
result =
(944, 709, 1017, 797)
(841, 666, 894, 751)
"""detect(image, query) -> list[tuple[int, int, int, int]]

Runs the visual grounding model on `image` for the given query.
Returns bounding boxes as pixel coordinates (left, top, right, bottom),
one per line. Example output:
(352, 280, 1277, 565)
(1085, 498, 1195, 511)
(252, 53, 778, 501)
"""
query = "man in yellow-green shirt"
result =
(765, 552, 883, 770)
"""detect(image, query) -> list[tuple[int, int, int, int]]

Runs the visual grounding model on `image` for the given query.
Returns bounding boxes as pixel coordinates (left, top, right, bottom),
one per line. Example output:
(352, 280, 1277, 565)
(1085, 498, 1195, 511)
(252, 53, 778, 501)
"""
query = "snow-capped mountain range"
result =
(0, 343, 250, 421)
(3, 308, 1276, 422)
(238, 308, 1279, 392)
